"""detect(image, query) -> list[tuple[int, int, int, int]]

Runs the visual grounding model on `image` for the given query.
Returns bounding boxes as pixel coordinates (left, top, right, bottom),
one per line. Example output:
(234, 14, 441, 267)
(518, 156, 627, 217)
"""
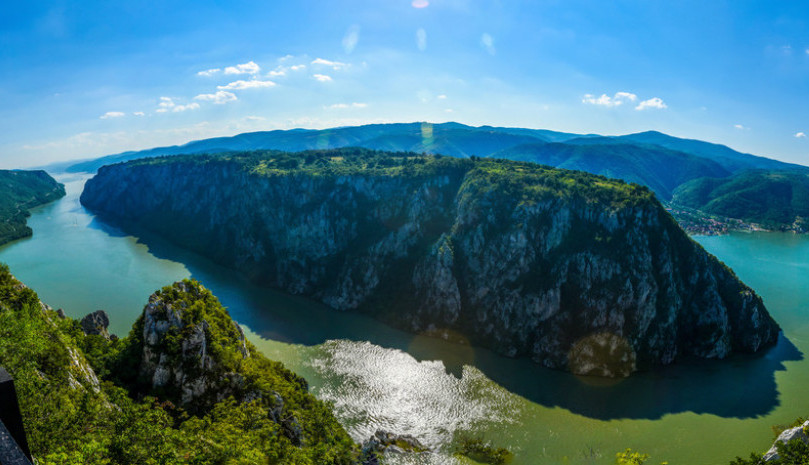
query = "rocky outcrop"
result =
(361, 429, 428, 465)
(131, 280, 309, 446)
(80, 310, 111, 339)
(764, 421, 809, 462)
(138, 280, 250, 406)
(81, 152, 780, 376)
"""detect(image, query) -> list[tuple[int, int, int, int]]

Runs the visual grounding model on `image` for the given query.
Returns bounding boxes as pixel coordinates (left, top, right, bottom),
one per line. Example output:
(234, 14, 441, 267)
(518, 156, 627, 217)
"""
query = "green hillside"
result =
(0, 170, 65, 245)
(671, 170, 809, 230)
(490, 142, 730, 199)
(0, 265, 357, 464)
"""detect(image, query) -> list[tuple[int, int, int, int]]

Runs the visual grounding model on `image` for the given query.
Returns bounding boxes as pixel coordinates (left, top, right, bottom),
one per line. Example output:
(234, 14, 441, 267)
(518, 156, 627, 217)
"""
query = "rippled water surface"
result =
(2, 172, 808, 464)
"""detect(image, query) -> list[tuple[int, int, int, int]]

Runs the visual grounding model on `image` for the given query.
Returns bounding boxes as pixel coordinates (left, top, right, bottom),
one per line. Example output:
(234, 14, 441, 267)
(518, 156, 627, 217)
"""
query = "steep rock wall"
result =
(81, 154, 779, 376)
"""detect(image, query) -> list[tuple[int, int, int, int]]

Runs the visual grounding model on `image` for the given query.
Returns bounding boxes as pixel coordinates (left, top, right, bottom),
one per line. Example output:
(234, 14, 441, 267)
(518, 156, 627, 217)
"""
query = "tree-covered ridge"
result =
(0, 170, 65, 245)
(0, 264, 357, 464)
(116, 147, 657, 211)
(490, 141, 730, 200)
(671, 170, 809, 230)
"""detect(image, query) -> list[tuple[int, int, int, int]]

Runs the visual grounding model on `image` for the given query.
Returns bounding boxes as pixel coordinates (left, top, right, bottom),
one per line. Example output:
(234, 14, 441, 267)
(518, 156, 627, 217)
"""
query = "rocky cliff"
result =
(81, 149, 780, 376)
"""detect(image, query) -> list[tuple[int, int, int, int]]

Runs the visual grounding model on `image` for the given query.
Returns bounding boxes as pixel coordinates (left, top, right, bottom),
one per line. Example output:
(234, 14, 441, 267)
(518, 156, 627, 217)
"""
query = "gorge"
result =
(79, 149, 779, 377)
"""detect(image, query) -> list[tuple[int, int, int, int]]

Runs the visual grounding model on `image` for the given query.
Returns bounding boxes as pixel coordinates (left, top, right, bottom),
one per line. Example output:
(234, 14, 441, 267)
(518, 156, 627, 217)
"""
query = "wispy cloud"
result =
(326, 102, 367, 109)
(156, 97, 175, 113)
(582, 92, 637, 107)
(218, 79, 276, 90)
(157, 97, 200, 113)
(267, 69, 286, 77)
(437, 94, 447, 100)
(194, 91, 237, 104)
(412, 0, 429, 8)
(343, 25, 360, 53)
(311, 58, 347, 69)
(796, 132, 807, 138)
(100, 111, 124, 119)
(416, 28, 427, 51)
(290, 64, 306, 71)
(734, 124, 750, 130)
(224, 61, 260, 75)
(197, 68, 220, 77)
(313, 74, 333, 82)
(133, 112, 145, 116)
(173, 103, 200, 112)
(480, 33, 496, 55)
(635, 97, 667, 110)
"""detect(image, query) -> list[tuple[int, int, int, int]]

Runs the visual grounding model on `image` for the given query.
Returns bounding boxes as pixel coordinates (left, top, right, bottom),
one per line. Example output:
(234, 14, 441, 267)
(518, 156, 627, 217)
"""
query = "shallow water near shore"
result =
(1, 172, 808, 464)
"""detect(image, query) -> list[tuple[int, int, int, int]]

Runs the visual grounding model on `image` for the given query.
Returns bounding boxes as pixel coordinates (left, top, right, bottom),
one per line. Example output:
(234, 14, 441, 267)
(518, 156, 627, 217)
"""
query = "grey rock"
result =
(764, 420, 809, 462)
(80, 310, 110, 339)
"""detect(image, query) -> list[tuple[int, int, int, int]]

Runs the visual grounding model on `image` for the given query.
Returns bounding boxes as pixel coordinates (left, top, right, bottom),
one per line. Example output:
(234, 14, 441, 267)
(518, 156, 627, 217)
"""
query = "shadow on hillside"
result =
(88, 212, 803, 421)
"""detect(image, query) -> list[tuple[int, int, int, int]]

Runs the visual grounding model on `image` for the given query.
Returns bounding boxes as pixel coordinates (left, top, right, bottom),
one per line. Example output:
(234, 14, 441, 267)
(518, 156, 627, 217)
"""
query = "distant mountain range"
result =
(62, 122, 809, 229)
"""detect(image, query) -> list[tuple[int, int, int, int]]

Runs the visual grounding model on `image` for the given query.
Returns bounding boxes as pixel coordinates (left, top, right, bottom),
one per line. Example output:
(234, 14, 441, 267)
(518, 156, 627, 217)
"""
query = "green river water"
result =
(0, 172, 807, 465)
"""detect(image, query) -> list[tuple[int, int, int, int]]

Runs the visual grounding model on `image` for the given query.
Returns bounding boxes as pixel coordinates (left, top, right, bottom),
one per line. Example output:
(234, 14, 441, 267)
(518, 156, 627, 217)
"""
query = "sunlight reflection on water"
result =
(306, 340, 520, 459)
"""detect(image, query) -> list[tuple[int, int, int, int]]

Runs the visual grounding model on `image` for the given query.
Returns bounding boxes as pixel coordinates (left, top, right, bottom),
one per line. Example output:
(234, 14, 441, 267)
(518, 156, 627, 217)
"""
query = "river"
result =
(1, 172, 807, 465)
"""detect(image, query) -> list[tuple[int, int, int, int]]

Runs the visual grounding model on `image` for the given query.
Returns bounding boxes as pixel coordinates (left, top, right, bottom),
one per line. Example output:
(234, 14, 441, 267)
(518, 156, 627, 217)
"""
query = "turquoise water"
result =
(1, 172, 808, 464)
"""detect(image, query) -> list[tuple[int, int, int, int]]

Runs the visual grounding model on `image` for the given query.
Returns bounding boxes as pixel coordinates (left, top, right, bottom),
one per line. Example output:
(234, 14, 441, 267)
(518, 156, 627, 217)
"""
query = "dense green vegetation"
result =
(490, 142, 729, 199)
(118, 147, 656, 211)
(672, 170, 809, 230)
(0, 170, 64, 245)
(0, 263, 356, 464)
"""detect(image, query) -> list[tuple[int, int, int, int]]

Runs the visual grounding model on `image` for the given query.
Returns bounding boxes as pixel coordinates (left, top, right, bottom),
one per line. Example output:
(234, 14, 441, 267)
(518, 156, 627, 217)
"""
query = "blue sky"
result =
(1, 0, 808, 168)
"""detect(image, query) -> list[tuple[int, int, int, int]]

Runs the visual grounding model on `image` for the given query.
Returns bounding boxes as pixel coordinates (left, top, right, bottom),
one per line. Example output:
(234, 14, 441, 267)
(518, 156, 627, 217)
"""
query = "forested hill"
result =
(65, 122, 801, 177)
(0, 170, 65, 245)
(672, 170, 809, 232)
(81, 148, 779, 377)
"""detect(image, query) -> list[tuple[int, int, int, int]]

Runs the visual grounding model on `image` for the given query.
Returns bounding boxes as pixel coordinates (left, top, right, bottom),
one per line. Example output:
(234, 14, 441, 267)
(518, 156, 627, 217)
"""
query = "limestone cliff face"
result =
(81, 153, 780, 376)
(138, 280, 251, 406)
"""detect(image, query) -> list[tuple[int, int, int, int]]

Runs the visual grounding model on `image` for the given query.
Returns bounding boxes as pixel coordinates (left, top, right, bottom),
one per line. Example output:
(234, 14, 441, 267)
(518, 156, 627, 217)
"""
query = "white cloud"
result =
(100, 111, 125, 119)
(444, 108, 454, 113)
(437, 94, 447, 100)
(267, 69, 286, 77)
(224, 61, 260, 75)
(481, 33, 495, 55)
(156, 97, 175, 113)
(172, 103, 200, 112)
(796, 132, 807, 138)
(218, 79, 276, 90)
(197, 68, 220, 77)
(343, 24, 360, 53)
(311, 58, 347, 69)
(194, 91, 238, 104)
(582, 92, 637, 107)
(326, 102, 367, 109)
(805, 49, 809, 55)
(290, 64, 306, 71)
(416, 28, 427, 51)
(244, 116, 265, 121)
(734, 124, 749, 130)
(133, 112, 145, 116)
(156, 97, 200, 113)
(635, 97, 667, 110)
(412, 0, 429, 8)
(313, 74, 333, 82)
